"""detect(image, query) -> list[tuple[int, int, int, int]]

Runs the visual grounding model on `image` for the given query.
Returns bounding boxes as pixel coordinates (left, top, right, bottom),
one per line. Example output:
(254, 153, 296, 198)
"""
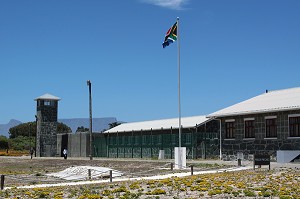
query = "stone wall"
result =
(221, 110, 300, 160)
(36, 100, 59, 157)
(36, 100, 58, 122)
(39, 122, 58, 157)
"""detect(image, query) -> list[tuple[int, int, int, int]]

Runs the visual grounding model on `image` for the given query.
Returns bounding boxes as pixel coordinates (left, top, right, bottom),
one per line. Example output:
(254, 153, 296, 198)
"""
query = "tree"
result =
(0, 135, 8, 149)
(57, 122, 72, 134)
(9, 122, 71, 138)
(9, 122, 36, 139)
(7, 122, 71, 151)
(9, 136, 31, 151)
(76, 126, 89, 133)
(108, 122, 122, 129)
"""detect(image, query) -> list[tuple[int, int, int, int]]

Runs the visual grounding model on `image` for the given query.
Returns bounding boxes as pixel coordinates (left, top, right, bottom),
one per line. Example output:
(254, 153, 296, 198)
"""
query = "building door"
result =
(200, 141, 206, 159)
(61, 134, 68, 157)
(45, 145, 51, 157)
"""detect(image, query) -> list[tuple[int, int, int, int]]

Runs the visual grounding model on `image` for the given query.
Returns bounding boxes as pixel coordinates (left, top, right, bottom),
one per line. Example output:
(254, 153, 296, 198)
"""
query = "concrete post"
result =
(190, 165, 194, 175)
(88, 169, 91, 180)
(109, 170, 112, 182)
(1, 175, 4, 190)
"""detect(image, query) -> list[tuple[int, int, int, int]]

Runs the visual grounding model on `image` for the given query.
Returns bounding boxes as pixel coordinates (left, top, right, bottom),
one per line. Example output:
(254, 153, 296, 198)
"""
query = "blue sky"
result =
(0, 0, 300, 124)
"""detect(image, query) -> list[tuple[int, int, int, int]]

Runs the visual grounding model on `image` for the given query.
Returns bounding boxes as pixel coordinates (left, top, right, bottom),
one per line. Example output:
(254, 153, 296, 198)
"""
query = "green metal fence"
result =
(93, 126, 219, 159)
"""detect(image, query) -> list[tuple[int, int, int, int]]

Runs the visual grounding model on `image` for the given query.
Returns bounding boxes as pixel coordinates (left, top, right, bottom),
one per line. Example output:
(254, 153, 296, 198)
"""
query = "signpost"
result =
(253, 154, 270, 170)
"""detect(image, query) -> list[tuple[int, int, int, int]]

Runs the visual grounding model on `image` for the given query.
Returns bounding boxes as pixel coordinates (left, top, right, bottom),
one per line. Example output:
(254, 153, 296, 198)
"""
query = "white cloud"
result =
(141, 0, 189, 10)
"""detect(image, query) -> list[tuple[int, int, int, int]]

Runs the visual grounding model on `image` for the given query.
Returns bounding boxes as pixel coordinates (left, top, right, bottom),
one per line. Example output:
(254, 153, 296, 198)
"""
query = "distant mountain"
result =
(0, 119, 22, 137)
(58, 117, 118, 133)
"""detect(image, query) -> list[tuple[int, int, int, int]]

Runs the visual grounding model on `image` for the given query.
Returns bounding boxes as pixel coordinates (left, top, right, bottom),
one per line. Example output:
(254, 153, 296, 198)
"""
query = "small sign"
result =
(237, 152, 244, 160)
(253, 154, 270, 170)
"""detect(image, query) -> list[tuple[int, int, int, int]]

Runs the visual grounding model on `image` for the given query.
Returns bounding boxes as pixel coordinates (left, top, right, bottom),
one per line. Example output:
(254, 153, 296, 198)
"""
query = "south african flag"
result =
(162, 22, 177, 48)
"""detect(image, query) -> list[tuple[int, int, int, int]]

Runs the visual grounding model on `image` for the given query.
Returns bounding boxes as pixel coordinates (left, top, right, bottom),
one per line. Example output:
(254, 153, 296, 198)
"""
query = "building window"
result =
(185, 133, 192, 144)
(171, 134, 176, 145)
(225, 122, 235, 139)
(143, 135, 150, 145)
(289, 116, 300, 137)
(124, 136, 128, 146)
(157, 135, 162, 144)
(120, 136, 124, 145)
(266, 118, 277, 138)
(245, 120, 255, 138)
(44, 100, 55, 106)
(112, 137, 117, 145)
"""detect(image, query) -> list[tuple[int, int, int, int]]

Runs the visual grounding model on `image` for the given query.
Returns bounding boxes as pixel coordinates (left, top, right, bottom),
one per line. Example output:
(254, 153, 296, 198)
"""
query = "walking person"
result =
(63, 149, 68, 159)
(30, 148, 34, 159)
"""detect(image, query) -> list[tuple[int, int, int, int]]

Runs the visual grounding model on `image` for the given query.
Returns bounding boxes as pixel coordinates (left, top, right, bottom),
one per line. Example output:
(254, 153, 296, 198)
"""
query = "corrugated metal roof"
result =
(207, 87, 300, 118)
(104, 115, 210, 133)
(34, 93, 61, 101)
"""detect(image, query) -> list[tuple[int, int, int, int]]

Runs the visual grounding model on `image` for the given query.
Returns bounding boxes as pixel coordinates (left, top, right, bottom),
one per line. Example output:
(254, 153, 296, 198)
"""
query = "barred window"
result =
(289, 116, 300, 137)
(225, 122, 235, 139)
(44, 100, 54, 106)
(134, 136, 139, 145)
(171, 134, 176, 145)
(157, 135, 162, 144)
(185, 133, 192, 144)
(266, 118, 277, 138)
(245, 120, 255, 138)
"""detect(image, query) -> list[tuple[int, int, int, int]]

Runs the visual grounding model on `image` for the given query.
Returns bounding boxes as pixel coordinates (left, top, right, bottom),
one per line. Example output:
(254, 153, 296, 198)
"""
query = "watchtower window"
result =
(44, 100, 54, 106)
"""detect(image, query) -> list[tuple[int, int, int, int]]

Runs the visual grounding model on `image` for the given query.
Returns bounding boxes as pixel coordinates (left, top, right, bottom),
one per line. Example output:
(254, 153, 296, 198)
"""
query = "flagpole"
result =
(177, 17, 182, 169)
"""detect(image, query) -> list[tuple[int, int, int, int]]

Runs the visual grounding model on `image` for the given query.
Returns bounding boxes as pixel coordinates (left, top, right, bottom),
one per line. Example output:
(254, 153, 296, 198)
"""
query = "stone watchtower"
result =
(34, 94, 61, 157)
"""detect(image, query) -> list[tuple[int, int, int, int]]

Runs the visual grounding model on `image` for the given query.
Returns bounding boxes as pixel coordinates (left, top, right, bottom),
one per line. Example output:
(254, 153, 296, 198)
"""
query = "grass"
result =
(0, 149, 28, 156)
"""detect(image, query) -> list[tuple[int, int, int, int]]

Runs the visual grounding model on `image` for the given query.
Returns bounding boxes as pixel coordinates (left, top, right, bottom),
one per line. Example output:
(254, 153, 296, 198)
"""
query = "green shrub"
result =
(146, 189, 166, 195)
(113, 186, 127, 193)
(262, 191, 271, 197)
(244, 189, 256, 197)
(280, 195, 292, 199)
(0, 136, 8, 149)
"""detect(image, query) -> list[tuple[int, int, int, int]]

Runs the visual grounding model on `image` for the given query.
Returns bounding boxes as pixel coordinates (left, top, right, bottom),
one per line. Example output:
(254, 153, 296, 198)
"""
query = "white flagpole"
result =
(177, 17, 182, 169)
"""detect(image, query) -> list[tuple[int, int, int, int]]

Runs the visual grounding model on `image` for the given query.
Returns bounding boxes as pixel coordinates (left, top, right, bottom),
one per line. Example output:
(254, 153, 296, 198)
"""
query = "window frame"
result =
(44, 100, 55, 106)
(185, 133, 192, 144)
(289, 115, 300, 137)
(265, 116, 277, 138)
(225, 120, 235, 139)
(244, 118, 255, 138)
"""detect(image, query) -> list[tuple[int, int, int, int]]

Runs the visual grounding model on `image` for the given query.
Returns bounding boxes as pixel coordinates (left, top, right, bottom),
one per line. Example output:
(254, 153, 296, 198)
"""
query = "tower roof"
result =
(34, 93, 61, 101)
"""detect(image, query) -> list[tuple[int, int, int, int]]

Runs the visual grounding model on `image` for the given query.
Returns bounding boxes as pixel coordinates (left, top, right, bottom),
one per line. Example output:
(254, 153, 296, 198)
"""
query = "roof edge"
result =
(34, 93, 61, 101)
(207, 106, 300, 118)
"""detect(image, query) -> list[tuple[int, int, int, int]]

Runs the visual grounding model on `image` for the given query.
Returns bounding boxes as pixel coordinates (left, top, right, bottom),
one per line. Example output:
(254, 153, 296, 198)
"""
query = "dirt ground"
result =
(0, 156, 229, 187)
